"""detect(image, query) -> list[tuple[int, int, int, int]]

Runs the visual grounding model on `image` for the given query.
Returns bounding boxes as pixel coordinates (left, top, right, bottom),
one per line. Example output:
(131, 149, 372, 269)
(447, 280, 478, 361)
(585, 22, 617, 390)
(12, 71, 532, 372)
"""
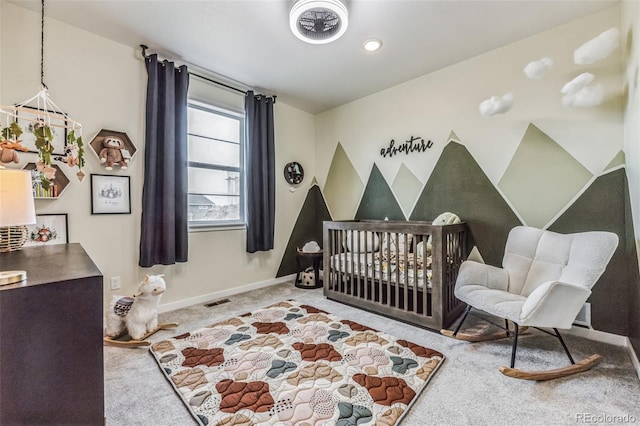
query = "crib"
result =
(323, 220, 468, 330)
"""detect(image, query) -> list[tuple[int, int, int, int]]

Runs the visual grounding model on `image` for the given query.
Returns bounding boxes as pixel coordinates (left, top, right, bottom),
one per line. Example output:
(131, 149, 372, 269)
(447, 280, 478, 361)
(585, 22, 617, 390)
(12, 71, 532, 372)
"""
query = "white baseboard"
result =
(564, 326, 640, 380)
(157, 274, 296, 314)
(564, 326, 629, 346)
(627, 339, 640, 380)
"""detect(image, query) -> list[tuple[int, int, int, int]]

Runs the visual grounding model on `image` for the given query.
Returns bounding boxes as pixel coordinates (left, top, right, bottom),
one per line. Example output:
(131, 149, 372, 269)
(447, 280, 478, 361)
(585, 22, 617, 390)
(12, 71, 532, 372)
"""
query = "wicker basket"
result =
(0, 226, 29, 253)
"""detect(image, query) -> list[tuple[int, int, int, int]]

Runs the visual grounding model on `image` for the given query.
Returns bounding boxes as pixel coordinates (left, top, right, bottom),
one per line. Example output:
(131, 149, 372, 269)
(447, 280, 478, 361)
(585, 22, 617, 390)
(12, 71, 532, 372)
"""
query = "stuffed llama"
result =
(105, 274, 166, 340)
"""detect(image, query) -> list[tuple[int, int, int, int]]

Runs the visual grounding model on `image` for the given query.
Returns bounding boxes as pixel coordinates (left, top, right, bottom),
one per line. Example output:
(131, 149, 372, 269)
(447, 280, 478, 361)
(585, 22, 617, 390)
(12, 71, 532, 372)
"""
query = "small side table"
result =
(295, 248, 323, 289)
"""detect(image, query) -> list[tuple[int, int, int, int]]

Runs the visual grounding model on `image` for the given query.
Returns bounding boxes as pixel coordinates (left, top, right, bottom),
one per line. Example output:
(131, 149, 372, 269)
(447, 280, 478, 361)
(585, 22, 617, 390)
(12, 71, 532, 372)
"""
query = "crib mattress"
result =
(330, 252, 432, 288)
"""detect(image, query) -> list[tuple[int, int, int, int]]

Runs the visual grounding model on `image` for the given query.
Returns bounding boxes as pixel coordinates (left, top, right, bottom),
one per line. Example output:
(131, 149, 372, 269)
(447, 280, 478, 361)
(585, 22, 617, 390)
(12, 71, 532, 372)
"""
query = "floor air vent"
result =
(204, 298, 231, 308)
(573, 302, 591, 328)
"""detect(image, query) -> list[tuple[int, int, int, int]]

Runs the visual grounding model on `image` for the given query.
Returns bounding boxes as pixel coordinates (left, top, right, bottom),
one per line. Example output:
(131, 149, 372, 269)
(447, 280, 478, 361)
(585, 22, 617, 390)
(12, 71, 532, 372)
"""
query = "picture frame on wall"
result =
(91, 174, 131, 214)
(16, 106, 68, 155)
(23, 213, 69, 247)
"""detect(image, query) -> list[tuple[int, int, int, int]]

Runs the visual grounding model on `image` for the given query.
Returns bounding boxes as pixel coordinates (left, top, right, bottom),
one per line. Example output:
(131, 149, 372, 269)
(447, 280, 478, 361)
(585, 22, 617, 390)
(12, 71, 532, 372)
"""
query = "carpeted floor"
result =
(105, 280, 640, 425)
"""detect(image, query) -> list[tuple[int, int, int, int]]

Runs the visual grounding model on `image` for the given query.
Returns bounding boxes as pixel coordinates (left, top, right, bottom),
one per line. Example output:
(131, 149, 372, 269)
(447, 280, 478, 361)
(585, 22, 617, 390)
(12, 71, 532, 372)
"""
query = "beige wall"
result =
(315, 6, 623, 201)
(0, 2, 315, 308)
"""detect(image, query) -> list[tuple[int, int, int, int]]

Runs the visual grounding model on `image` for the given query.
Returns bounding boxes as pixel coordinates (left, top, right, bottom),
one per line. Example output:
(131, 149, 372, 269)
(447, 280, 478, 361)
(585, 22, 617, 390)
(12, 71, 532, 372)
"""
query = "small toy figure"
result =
(0, 140, 28, 164)
(104, 275, 175, 345)
(99, 136, 129, 170)
(54, 143, 80, 167)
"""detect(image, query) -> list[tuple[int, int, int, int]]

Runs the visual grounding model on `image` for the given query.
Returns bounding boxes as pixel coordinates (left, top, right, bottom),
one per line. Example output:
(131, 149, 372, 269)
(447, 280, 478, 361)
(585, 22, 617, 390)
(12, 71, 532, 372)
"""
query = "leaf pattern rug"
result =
(149, 300, 444, 425)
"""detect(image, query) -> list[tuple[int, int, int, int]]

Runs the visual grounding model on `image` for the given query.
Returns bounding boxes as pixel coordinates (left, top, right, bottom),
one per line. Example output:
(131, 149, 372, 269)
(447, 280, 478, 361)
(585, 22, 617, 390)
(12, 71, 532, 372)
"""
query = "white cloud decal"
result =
(524, 57, 553, 79)
(574, 28, 620, 65)
(561, 73, 603, 107)
(479, 93, 513, 117)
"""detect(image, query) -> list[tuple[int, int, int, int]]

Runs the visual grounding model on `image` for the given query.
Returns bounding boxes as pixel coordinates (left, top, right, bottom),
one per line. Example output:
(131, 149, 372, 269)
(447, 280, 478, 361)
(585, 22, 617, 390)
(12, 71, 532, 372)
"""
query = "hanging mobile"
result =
(0, 0, 86, 184)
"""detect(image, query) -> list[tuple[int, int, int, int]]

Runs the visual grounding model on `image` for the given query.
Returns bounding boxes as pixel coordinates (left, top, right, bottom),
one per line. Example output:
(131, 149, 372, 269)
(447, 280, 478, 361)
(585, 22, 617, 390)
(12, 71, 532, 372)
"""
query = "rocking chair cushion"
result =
(520, 281, 592, 328)
(455, 260, 509, 292)
(455, 284, 526, 322)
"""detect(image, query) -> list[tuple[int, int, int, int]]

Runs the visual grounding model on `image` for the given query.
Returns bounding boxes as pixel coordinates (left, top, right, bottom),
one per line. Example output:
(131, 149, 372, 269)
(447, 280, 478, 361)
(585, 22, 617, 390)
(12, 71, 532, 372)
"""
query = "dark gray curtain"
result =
(139, 54, 190, 267)
(245, 91, 276, 253)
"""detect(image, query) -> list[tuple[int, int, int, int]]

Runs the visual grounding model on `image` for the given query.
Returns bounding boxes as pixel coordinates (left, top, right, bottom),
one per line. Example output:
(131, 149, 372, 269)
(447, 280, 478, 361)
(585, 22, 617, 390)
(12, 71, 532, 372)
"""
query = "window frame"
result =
(187, 100, 246, 231)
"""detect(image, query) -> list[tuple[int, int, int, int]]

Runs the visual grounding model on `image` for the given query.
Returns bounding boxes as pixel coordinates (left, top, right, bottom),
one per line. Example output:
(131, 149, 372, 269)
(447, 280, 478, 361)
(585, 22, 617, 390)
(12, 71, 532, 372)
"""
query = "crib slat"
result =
(399, 233, 406, 310)
(431, 226, 444, 326)
(392, 232, 398, 307)
(406, 236, 412, 313)
(363, 234, 375, 300)
(419, 234, 424, 315)
(355, 230, 361, 298)
(338, 230, 344, 294)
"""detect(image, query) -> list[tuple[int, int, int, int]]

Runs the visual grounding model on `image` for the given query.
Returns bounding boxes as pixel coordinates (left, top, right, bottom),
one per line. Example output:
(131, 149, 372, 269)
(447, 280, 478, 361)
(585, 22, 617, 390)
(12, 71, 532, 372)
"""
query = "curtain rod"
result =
(140, 45, 276, 102)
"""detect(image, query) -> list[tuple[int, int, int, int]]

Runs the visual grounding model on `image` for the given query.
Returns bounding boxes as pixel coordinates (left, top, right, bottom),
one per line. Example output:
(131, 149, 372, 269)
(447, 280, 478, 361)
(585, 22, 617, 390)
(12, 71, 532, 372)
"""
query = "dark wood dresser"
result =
(0, 243, 104, 425)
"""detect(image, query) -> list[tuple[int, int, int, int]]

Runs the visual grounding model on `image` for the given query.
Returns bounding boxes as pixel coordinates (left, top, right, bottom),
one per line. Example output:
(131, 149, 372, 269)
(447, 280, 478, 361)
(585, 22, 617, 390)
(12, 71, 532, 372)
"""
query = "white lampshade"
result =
(0, 168, 36, 227)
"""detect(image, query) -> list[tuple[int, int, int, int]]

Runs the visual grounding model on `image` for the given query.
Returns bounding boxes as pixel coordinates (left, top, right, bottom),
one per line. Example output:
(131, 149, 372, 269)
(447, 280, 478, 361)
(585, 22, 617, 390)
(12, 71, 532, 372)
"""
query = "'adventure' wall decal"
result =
(380, 136, 433, 158)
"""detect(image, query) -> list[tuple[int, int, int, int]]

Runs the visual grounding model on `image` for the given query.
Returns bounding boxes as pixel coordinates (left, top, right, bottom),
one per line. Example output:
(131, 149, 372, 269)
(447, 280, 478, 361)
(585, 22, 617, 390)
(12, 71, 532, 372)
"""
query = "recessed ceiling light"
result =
(290, 0, 349, 45)
(363, 38, 382, 52)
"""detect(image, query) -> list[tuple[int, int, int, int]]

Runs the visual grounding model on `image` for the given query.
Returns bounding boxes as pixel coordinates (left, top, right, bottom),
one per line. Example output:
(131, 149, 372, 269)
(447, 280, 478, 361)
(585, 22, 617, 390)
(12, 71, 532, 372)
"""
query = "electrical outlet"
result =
(110, 276, 121, 291)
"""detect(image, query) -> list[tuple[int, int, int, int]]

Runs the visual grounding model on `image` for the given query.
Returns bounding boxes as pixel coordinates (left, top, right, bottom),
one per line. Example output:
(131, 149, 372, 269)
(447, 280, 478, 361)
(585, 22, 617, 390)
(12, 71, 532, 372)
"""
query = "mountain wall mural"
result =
(498, 123, 593, 228)
(276, 184, 332, 277)
(548, 168, 638, 336)
(409, 141, 522, 266)
(279, 129, 636, 339)
(355, 163, 405, 220)
(323, 143, 363, 220)
(392, 163, 422, 218)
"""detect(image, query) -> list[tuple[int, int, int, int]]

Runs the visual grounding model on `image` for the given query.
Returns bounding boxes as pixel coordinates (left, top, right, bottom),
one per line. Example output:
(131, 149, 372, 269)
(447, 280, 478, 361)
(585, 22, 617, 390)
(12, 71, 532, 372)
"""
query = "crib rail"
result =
(323, 220, 467, 330)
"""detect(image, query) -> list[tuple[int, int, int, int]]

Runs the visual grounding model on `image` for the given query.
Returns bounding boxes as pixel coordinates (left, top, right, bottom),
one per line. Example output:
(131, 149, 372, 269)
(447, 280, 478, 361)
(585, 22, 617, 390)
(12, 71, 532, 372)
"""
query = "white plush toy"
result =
(418, 212, 462, 255)
(105, 274, 166, 340)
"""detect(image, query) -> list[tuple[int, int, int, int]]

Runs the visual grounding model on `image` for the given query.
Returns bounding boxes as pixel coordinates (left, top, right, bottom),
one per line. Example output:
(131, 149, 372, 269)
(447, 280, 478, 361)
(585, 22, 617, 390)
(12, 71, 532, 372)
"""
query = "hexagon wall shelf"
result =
(89, 129, 137, 170)
(22, 162, 70, 199)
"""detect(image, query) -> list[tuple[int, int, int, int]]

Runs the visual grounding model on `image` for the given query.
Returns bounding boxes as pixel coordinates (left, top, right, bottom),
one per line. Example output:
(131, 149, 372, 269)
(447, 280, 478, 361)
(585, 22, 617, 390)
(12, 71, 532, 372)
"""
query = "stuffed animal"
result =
(105, 274, 166, 340)
(0, 140, 28, 164)
(54, 143, 80, 167)
(418, 212, 462, 256)
(99, 136, 129, 171)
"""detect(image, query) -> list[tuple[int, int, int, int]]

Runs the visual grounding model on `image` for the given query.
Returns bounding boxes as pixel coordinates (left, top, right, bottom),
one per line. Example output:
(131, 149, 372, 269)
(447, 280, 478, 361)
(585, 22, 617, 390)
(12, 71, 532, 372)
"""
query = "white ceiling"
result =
(10, 0, 619, 113)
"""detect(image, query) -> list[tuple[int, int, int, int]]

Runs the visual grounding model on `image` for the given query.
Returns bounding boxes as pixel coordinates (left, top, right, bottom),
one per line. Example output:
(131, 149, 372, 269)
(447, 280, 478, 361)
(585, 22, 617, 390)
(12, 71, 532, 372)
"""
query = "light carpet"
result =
(104, 281, 640, 425)
(149, 300, 444, 425)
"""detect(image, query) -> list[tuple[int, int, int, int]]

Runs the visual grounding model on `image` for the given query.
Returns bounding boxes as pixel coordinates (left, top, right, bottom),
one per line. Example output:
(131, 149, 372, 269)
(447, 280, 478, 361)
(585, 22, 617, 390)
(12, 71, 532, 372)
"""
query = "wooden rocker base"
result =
(103, 323, 179, 348)
(440, 326, 529, 342)
(499, 354, 603, 381)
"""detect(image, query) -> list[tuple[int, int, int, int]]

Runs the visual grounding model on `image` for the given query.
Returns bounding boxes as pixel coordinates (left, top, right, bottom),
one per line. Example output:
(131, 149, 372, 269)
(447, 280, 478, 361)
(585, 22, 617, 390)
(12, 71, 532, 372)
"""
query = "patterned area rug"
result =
(150, 300, 444, 425)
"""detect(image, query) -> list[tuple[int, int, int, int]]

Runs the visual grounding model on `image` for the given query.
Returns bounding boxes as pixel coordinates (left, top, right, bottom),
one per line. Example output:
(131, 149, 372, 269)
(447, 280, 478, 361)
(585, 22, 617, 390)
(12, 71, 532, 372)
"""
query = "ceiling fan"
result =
(289, 0, 349, 44)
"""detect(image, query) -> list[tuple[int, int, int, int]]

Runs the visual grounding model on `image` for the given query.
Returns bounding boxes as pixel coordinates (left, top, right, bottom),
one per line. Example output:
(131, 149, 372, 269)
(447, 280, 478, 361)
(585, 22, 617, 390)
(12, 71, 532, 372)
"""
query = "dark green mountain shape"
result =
(409, 141, 522, 266)
(277, 184, 332, 277)
(549, 168, 639, 337)
(355, 163, 405, 220)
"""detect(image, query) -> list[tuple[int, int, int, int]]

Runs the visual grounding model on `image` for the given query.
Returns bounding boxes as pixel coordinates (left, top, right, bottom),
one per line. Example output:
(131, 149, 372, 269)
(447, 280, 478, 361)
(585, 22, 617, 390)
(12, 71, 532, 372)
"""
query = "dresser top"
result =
(0, 243, 102, 290)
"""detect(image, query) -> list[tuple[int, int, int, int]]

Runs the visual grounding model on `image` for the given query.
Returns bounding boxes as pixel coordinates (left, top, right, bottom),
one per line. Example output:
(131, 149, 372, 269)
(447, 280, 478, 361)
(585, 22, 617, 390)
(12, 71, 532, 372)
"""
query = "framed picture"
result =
(91, 174, 131, 214)
(23, 214, 69, 247)
(16, 105, 68, 155)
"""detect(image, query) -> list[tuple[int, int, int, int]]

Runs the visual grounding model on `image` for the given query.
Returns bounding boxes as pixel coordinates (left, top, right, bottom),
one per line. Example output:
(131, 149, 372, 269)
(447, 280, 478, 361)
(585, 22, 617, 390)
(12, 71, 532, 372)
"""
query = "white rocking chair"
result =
(441, 226, 618, 380)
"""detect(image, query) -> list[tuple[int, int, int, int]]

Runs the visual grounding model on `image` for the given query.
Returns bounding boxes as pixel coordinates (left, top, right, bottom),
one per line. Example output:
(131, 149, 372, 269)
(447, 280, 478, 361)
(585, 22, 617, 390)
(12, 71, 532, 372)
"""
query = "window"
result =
(187, 101, 244, 228)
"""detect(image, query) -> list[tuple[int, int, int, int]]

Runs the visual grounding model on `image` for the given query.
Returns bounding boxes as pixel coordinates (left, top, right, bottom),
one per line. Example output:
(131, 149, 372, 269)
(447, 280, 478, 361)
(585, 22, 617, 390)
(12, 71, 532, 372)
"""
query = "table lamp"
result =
(0, 167, 36, 285)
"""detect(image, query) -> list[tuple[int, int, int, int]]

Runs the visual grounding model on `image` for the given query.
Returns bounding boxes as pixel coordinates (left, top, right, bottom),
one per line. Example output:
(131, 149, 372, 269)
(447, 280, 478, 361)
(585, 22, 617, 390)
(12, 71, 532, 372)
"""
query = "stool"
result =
(295, 248, 323, 289)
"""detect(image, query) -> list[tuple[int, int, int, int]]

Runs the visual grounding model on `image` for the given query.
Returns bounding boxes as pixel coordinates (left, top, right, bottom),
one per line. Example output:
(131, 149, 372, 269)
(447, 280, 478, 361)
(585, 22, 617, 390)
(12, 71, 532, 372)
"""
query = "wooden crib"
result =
(323, 220, 468, 330)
